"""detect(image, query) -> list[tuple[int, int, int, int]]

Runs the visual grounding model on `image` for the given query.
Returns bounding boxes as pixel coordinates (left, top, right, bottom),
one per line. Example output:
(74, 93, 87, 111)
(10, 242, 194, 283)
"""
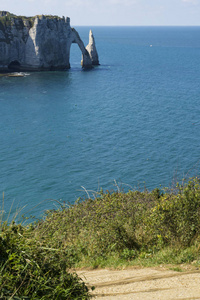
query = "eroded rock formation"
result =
(86, 30, 99, 65)
(0, 11, 99, 71)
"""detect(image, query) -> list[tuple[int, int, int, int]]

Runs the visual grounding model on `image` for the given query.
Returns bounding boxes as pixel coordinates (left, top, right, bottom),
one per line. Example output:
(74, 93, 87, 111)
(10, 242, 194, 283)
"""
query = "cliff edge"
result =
(0, 11, 99, 71)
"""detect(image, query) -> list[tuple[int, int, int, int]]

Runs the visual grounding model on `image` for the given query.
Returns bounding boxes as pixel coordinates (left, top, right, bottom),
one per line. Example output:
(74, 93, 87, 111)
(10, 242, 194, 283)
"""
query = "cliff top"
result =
(0, 11, 66, 29)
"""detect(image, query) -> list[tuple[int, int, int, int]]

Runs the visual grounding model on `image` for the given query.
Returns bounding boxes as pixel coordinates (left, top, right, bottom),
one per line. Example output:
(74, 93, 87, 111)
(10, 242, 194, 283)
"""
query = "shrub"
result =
(147, 177, 200, 247)
(0, 221, 91, 299)
(1, 176, 200, 289)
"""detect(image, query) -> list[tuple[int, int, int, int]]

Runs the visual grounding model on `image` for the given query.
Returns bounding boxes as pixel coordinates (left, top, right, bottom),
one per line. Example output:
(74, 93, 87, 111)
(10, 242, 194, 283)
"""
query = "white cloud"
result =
(182, 0, 199, 4)
(64, 0, 92, 7)
(109, 0, 136, 4)
(64, 0, 136, 8)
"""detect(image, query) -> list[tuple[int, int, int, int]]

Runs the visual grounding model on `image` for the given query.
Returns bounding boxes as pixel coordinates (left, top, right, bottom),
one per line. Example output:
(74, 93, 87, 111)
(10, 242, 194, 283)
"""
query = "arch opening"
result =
(70, 29, 92, 69)
(69, 43, 83, 69)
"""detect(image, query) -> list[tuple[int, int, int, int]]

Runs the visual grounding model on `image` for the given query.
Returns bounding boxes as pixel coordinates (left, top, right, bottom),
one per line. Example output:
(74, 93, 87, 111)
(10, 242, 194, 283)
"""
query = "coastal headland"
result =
(0, 11, 99, 72)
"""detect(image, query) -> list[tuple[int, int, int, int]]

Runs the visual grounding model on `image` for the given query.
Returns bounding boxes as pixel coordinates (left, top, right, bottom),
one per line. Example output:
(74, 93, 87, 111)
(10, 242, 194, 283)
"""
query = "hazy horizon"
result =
(0, 0, 200, 27)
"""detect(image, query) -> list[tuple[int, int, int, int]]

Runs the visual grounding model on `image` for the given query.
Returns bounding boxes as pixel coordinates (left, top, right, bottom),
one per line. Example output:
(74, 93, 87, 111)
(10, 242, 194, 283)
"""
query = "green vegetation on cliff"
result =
(0, 12, 35, 30)
(0, 11, 64, 34)
(1, 177, 200, 298)
(0, 11, 67, 45)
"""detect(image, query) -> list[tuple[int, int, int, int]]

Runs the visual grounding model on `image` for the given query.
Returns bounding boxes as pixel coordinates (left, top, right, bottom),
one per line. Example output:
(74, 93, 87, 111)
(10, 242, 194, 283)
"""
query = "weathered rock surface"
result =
(86, 29, 99, 65)
(0, 11, 98, 71)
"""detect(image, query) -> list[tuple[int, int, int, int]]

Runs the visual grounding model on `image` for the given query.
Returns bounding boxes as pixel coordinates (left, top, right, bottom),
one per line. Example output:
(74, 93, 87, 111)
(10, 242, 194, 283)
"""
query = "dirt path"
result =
(77, 267, 200, 299)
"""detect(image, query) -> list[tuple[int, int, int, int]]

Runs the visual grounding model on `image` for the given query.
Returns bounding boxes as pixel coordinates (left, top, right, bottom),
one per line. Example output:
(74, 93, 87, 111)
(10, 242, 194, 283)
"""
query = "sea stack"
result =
(0, 11, 99, 71)
(86, 30, 100, 66)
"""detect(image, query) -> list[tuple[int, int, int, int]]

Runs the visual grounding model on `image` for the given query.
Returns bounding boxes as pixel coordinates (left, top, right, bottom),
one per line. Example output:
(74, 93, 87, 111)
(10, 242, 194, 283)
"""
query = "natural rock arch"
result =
(71, 28, 93, 69)
(0, 12, 99, 72)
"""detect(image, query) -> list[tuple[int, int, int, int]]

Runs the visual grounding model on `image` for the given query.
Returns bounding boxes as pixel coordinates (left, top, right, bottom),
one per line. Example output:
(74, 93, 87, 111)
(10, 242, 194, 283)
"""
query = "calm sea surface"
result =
(0, 26, 200, 219)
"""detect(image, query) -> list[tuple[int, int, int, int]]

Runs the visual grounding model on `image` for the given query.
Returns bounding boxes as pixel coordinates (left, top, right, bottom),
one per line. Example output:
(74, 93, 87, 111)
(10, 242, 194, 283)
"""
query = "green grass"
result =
(1, 177, 200, 298)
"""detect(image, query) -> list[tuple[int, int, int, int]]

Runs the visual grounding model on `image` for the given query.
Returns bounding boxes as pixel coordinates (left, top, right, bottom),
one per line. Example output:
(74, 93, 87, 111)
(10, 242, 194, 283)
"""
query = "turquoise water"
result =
(0, 26, 200, 219)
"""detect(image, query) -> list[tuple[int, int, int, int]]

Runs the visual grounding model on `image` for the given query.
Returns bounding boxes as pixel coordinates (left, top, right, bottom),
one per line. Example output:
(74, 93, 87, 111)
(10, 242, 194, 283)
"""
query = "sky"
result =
(0, 0, 200, 26)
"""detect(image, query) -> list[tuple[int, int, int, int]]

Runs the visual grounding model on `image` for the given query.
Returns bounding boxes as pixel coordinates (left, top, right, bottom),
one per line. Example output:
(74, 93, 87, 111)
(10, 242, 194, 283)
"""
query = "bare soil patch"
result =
(77, 267, 200, 299)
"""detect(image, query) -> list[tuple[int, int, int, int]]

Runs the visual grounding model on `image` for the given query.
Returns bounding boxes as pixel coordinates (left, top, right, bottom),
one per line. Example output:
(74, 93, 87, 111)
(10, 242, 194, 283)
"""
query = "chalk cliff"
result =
(86, 30, 99, 65)
(0, 11, 99, 71)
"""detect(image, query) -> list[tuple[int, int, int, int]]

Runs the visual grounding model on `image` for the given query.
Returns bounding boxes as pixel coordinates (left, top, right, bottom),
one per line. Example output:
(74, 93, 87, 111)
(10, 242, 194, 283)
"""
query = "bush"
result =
(1, 176, 200, 294)
(147, 177, 200, 247)
(0, 222, 91, 299)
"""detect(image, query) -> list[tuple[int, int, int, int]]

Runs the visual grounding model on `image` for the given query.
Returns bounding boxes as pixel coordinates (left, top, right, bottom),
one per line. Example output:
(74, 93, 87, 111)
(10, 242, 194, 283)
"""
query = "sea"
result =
(0, 26, 200, 221)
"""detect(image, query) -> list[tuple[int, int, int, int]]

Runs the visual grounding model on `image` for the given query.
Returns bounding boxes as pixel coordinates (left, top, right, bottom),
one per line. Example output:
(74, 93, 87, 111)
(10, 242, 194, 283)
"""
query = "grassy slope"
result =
(1, 177, 200, 298)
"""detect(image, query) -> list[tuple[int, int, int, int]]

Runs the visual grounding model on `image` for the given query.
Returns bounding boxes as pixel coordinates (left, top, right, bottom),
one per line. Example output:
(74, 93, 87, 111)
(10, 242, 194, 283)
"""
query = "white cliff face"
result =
(86, 30, 99, 65)
(0, 12, 98, 71)
(24, 16, 72, 70)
